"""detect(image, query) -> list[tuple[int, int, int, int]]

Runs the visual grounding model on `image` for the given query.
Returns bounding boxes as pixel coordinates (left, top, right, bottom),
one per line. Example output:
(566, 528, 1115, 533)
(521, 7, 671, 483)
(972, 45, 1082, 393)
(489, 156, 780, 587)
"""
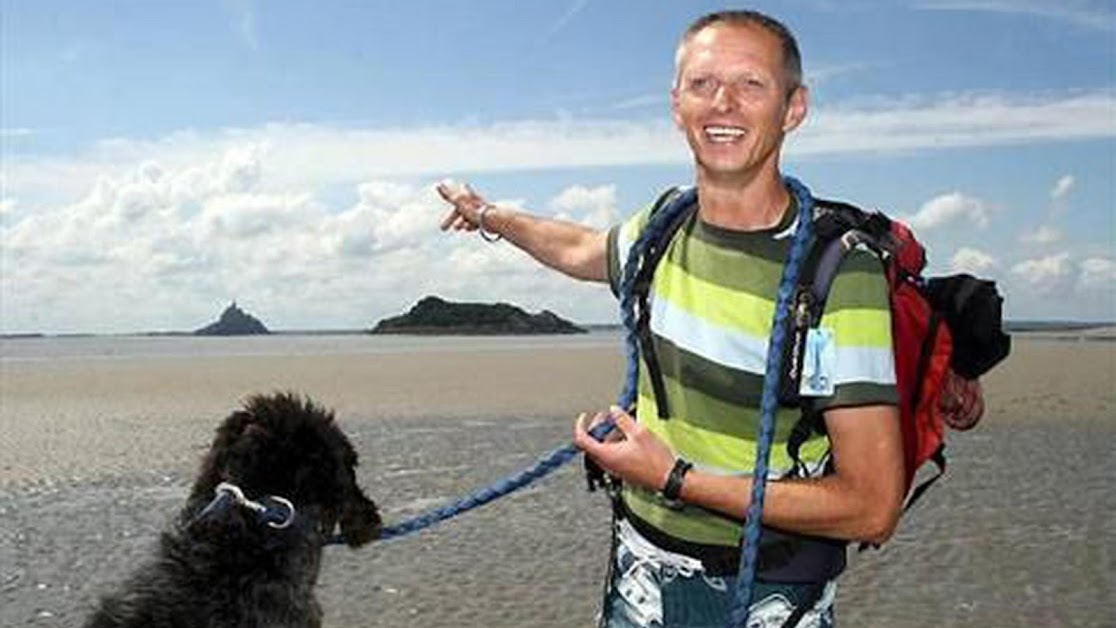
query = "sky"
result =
(1, 0, 1114, 334)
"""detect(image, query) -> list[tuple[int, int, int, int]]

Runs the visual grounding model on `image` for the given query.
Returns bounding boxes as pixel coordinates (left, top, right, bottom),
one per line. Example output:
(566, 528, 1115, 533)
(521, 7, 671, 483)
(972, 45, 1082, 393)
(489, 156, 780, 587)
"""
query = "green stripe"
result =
(822, 251, 889, 312)
(654, 256, 777, 338)
(813, 382, 899, 410)
(638, 384, 828, 473)
(665, 227, 786, 300)
(686, 194, 797, 265)
(653, 336, 766, 408)
(689, 219, 792, 267)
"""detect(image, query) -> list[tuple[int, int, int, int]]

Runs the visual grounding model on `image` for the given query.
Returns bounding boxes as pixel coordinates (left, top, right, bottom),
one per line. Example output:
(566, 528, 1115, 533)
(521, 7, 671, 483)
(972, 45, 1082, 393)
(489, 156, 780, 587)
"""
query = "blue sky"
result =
(2, 0, 1114, 333)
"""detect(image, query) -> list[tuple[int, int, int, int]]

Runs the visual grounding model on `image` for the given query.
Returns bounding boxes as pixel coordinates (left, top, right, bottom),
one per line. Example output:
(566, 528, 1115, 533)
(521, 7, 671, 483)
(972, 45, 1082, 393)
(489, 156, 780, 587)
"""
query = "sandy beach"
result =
(1, 334, 1113, 626)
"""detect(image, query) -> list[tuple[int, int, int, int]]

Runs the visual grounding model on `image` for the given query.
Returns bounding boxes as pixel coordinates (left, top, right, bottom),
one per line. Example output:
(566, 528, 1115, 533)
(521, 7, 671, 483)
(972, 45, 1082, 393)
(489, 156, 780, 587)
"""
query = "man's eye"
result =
(688, 77, 717, 95)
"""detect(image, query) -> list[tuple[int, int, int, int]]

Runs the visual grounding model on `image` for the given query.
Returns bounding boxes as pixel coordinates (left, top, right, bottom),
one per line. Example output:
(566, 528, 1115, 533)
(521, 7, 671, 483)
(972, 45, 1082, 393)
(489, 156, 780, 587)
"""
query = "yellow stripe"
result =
(625, 488, 743, 546)
(639, 393, 818, 474)
(656, 258, 775, 339)
(820, 308, 893, 347)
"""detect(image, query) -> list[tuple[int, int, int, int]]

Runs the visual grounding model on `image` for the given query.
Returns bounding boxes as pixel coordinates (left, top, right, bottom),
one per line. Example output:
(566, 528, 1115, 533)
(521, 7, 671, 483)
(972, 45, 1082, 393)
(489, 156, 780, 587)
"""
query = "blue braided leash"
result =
(726, 177, 815, 627)
(319, 184, 705, 546)
(318, 176, 815, 628)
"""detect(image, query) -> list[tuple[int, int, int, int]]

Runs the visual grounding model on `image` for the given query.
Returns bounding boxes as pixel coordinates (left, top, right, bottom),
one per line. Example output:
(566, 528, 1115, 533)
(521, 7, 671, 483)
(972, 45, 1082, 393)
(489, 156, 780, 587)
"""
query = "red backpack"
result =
(631, 192, 1011, 514)
(777, 199, 1010, 511)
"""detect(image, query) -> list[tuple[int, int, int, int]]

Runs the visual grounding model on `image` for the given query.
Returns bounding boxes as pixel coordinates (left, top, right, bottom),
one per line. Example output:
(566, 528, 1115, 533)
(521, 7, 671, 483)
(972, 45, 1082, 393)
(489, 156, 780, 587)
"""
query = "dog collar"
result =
(194, 482, 297, 529)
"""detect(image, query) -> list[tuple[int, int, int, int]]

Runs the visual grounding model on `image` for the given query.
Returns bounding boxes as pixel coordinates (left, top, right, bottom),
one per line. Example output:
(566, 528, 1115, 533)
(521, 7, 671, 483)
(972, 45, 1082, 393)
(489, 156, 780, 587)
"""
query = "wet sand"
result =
(1, 337, 1113, 626)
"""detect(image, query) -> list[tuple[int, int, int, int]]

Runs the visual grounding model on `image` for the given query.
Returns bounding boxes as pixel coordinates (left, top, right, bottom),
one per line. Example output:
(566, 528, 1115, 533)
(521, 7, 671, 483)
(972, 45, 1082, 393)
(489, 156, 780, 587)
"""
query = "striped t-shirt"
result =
(606, 190, 899, 548)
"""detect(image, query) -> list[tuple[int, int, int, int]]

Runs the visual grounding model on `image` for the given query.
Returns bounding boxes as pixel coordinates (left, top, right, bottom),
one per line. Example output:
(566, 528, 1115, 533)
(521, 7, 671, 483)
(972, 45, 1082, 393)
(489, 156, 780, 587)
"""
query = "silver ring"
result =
(264, 496, 296, 529)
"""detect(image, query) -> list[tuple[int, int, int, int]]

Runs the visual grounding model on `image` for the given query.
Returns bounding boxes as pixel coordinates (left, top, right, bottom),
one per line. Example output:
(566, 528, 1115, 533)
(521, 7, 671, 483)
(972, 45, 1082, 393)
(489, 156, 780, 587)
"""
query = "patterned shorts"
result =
(600, 519, 836, 628)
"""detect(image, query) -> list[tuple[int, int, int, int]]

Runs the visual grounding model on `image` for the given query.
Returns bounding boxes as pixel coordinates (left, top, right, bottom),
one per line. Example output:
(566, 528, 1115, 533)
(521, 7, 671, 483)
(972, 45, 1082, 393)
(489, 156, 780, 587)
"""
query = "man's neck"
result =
(695, 168, 790, 232)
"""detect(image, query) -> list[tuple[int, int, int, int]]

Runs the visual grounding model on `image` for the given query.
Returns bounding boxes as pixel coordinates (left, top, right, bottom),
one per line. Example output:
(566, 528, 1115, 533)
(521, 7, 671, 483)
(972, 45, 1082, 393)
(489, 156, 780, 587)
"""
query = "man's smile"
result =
(704, 125, 747, 143)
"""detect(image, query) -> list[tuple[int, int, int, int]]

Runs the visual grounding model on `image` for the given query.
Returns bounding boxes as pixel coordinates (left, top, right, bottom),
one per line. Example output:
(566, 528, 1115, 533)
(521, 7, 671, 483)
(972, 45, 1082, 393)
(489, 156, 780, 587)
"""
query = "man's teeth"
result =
(705, 126, 746, 142)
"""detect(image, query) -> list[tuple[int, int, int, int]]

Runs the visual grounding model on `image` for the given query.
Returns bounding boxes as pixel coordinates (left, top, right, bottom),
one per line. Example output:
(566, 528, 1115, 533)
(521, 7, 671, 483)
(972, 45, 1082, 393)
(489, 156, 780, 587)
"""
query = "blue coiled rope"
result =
(726, 177, 815, 627)
(321, 176, 815, 628)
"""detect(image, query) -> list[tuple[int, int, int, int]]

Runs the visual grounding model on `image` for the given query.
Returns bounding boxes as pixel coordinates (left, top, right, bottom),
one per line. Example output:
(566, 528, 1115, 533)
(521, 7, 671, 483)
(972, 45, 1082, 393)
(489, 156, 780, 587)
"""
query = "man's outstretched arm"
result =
(437, 180, 609, 283)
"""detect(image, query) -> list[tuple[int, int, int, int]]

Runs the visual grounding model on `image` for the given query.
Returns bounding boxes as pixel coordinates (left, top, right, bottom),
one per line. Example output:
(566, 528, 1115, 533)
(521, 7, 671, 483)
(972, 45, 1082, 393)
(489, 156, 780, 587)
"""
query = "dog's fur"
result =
(85, 392, 381, 628)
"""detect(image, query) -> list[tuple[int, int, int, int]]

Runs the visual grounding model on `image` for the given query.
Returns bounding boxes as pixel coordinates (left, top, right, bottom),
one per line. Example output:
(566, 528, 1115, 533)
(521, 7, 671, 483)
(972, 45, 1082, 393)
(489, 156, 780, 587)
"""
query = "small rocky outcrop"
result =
(370, 296, 586, 335)
(195, 302, 270, 336)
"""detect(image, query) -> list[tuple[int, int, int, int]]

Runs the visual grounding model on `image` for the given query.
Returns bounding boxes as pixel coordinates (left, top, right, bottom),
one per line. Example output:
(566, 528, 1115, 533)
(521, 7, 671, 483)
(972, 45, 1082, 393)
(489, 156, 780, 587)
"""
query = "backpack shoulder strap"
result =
(632, 187, 695, 291)
(783, 198, 889, 462)
(630, 187, 698, 419)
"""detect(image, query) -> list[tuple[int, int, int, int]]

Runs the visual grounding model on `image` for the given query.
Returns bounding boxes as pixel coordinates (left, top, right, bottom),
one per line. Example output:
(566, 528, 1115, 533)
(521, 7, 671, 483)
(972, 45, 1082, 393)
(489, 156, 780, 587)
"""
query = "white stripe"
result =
(693, 461, 789, 480)
(649, 296, 770, 374)
(649, 295, 896, 386)
(834, 345, 897, 385)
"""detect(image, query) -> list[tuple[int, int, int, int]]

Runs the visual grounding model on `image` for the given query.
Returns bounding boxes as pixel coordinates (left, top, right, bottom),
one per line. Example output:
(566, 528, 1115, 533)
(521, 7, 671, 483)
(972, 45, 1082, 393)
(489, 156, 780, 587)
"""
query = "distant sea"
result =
(4, 318, 1112, 362)
(0, 330, 624, 363)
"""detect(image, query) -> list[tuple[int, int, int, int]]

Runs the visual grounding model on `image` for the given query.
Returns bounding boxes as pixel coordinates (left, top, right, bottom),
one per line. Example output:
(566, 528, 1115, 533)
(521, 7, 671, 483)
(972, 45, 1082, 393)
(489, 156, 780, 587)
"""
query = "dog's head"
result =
(189, 392, 381, 547)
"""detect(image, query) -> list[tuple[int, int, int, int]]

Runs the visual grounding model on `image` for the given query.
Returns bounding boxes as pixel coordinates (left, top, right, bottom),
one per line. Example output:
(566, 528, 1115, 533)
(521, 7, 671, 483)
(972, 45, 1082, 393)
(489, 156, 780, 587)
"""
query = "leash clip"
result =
(214, 482, 296, 529)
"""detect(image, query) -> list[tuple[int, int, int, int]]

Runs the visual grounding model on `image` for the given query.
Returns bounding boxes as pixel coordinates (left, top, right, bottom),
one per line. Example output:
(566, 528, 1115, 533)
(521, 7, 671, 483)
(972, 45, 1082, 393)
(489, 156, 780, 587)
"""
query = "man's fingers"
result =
(439, 208, 459, 231)
(609, 406, 638, 435)
(436, 179, 463, 202)
(574, 412, 596, 451)
(436, 179, 490, 235)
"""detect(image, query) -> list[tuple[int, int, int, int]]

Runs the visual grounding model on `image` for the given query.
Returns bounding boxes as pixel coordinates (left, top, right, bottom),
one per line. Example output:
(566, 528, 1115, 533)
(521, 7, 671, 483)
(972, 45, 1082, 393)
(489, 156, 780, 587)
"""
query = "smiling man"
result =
(438, 10, 902, 628)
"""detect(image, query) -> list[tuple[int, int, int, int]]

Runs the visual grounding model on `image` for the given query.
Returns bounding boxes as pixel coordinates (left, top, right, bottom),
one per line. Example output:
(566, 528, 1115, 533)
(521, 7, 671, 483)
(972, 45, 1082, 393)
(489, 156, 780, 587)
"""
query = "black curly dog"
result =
(85, 392, 382, 628)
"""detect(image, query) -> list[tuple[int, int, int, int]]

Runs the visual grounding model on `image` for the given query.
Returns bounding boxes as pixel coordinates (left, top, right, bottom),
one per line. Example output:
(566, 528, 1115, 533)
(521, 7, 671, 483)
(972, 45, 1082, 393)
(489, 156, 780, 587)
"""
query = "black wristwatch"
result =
(661, 458, 693, 507)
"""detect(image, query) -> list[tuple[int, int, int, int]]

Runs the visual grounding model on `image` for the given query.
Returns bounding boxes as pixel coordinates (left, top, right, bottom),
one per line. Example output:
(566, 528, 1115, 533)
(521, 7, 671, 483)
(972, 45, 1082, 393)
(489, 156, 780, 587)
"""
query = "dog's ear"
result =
(187, 409, 256, 502)
(339, 486, 382, 547)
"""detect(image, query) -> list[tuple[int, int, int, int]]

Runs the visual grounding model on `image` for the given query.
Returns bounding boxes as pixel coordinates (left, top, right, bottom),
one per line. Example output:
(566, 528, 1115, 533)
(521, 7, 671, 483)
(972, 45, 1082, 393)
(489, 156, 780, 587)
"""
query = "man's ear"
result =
(671, 87, 684, 130)
(782, 85, 809, 133)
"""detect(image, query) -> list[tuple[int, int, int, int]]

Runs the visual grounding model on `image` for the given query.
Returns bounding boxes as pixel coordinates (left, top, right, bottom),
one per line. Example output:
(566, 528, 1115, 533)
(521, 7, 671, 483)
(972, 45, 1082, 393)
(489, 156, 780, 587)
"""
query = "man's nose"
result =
(711, 83, 738, 112)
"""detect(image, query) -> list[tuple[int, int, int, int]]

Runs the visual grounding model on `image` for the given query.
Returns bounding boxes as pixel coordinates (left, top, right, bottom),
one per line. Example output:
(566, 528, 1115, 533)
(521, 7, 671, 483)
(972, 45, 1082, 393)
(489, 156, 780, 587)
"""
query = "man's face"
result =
(671, 23, 807, 183)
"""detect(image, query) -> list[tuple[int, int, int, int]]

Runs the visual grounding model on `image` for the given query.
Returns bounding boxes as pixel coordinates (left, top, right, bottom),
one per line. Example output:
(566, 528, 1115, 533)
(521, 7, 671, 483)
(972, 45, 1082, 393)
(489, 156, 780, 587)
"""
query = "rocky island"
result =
(194, 302, 270, 336)
(370, 296, 586, 335)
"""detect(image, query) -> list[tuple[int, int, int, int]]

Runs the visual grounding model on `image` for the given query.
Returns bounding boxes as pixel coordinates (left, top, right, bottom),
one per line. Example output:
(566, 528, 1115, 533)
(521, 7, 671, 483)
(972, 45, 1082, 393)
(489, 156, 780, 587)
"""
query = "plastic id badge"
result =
(800, 327, 836, 397)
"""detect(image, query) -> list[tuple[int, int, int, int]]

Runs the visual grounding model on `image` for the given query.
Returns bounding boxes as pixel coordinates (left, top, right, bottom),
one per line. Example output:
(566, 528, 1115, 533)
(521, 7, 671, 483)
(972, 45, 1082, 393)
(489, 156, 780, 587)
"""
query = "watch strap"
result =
(661, 458, 693, 502)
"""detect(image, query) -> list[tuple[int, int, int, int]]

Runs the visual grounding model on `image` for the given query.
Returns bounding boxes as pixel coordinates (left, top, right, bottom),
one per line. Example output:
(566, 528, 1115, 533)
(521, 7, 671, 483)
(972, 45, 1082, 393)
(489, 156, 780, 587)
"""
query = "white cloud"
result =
(5, 89, 1113, 209)
(794, 89, 1116, 156)
(548, 184, 619, 229)
(0, 128, 38, 138)
(0, 146, 629, 333)
(1050, 174, 1075, 202)
(950, 247, 1000, 275)
(1079, 257, 1116, 289)
(1019, 225, 1062, 244)
(1011, 252, 1073, 291)
(902, 191, 989, 231)
(805, 61, 877, 86)
(544, 0, 591, 41)
(4, 87, 1115, 331)
(915, 0, 1116, 32)
(606, 93, 667, 112)
(199, 192, 316, 239)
